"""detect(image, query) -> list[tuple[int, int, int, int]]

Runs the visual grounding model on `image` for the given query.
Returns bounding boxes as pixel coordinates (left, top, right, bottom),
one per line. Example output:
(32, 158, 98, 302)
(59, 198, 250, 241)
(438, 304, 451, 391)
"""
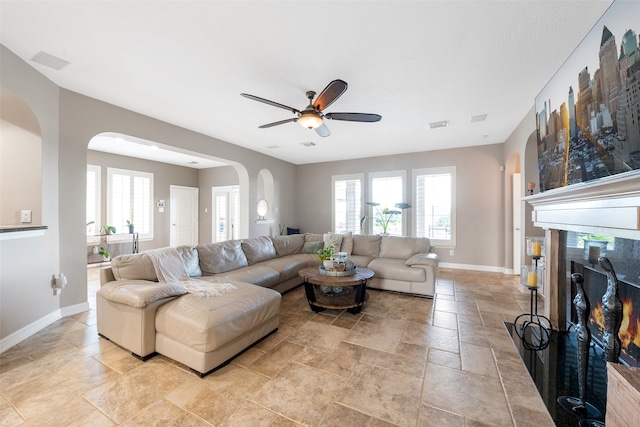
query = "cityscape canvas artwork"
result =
(536, 0, 640, 192)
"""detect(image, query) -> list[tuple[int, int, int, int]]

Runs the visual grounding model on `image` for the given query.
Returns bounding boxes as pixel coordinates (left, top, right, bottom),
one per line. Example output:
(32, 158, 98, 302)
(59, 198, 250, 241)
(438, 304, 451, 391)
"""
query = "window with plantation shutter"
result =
(414, 167, 456, 246)
(107, 168, 153, 240)
(332, 174, 363, 234)
(86, 165, 100, 243)
(369, 171, 406, 236)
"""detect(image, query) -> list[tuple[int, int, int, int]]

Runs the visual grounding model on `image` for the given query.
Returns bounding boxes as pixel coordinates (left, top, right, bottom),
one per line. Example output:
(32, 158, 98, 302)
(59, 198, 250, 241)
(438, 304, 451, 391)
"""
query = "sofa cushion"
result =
(379, 236, 430, 259)
(348, 254, 375, 268)
(242, 236, 277, 265)
(406, 252, 439, 267)
(260, 257, 308, 282)
(197, 240, 248, 274)
(98, 280, 187, 308)
(155, 281, 281, 353)
(304, 233, 323, 242)
(176, 246, 202, 277)
(368, 258, 426, 282)
(340, 231, 353, 255)
(270, 234, 305, 257)
(111, 253, 158, 282)
(216, 266, 281, 288)
(301, 241, 323, 254)
(352, 234, 382, 258)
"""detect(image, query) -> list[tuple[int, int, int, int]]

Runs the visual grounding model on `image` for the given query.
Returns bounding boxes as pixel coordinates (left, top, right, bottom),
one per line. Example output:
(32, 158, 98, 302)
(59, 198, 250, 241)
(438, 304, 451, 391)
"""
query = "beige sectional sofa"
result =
(96, 233, 438, 376)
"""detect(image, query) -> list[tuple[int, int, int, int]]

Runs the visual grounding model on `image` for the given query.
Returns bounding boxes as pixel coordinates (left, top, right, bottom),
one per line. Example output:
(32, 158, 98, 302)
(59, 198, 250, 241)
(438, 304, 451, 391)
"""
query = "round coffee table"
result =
(298, 266, 374, 314)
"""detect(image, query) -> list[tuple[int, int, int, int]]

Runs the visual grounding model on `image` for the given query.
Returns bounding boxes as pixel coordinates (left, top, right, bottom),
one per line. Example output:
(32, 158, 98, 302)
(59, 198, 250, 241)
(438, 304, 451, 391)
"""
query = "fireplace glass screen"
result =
(567, 233, 640, 368)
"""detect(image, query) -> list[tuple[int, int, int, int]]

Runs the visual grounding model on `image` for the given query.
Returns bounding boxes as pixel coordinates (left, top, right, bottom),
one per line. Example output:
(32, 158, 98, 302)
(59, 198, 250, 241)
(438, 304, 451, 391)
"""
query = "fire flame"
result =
(590, 297, 640, 349)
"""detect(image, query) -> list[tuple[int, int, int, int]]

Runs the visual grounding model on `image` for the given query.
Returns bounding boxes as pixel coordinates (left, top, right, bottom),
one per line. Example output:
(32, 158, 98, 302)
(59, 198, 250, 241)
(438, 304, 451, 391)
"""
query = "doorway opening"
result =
(213, 185, 239, 242)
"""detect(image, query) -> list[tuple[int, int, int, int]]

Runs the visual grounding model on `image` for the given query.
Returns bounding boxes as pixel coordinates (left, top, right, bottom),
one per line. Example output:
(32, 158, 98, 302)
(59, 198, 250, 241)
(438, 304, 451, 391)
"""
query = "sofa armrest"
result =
(98, 280, 187, 308)
(100, 268, 116, 286)
(405, 252, 439, 267)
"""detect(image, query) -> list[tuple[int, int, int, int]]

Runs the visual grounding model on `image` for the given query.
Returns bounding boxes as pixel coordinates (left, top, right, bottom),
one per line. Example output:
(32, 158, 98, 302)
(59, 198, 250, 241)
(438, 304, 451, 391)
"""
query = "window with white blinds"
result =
(332, 174, 363, 234)
(86, 165, 100, 243)
(107, 168, 153, 240)
(413, 167, 456, 246)
(369, 171, 406, 236)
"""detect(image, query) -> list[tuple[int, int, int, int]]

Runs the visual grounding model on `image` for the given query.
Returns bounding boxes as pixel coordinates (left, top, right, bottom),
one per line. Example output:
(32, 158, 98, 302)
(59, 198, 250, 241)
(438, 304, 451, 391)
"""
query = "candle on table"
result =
(527, 272, 538, 287)
(531, 241, 542, 257)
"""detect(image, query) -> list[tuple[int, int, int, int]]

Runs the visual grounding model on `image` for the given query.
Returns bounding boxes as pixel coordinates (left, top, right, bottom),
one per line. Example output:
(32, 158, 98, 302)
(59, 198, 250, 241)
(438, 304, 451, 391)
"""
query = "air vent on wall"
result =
(31, 51, 70, 70)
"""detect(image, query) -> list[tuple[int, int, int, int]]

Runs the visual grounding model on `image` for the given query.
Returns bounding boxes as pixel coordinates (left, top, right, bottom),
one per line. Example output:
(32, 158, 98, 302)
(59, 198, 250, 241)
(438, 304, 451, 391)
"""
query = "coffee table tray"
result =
(319, 266, 357, 276)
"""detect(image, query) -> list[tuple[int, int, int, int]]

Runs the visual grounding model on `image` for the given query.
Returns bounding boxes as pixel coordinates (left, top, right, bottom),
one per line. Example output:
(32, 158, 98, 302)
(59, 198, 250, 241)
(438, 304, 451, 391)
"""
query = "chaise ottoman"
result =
(154, 281, 281, 377)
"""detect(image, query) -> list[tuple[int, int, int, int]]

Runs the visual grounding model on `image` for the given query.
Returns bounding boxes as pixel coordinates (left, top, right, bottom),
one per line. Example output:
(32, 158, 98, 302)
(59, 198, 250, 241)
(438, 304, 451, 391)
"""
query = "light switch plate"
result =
(21, 210, 32, 223)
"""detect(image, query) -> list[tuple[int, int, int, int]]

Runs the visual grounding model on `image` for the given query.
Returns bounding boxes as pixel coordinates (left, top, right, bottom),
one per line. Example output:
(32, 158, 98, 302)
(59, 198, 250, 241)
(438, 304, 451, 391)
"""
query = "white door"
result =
(170, 185, 199, 247)
(213, 186, 239, 242)
(512, 173, 522, 275)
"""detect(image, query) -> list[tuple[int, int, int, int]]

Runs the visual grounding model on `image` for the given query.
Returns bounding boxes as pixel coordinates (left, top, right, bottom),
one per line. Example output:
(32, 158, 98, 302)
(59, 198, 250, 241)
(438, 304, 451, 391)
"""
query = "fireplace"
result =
(568, 236, 640, 368)
(522, 170, 640, 423)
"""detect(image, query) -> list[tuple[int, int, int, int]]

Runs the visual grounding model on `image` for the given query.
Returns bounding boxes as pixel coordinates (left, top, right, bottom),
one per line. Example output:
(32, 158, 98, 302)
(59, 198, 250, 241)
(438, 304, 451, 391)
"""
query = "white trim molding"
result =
(0, 302, 90, 354)
(525, 170, 640, 240)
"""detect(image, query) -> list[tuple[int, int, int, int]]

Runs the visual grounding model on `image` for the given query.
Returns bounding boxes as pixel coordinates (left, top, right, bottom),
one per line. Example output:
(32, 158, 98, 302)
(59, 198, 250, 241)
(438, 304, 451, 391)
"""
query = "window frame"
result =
(412, 166, 456, 247)
(331, 173, 364, 234)
(107, 167, 154, 241)
(86, 164, 101, 245)
(368, 170, 407, 236)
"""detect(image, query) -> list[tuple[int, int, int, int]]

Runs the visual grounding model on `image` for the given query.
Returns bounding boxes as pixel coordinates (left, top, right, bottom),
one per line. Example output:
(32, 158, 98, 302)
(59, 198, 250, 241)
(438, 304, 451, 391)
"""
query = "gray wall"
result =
(1, 45, 61, 340)
(295, 144, 506, 269)
(86, 150, 200, 252)
(502, 106, 544, 271)
(1, 45, 297, 342)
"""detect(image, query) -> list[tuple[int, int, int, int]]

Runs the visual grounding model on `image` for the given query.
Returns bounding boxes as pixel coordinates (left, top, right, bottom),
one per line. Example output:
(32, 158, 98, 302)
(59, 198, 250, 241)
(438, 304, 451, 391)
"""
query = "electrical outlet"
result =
(449, 249, 454, 256)
(21, 210, 32, 223)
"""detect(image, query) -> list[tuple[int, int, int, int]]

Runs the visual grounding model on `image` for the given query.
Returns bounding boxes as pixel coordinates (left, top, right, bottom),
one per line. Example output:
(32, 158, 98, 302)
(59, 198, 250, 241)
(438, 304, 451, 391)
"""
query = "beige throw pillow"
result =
(323, 232, 343, 252)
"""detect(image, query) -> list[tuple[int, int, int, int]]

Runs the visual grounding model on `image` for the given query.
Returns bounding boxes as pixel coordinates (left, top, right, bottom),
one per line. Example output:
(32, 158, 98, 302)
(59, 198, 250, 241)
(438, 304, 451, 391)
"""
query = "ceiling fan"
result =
(241, 79, 381, 137)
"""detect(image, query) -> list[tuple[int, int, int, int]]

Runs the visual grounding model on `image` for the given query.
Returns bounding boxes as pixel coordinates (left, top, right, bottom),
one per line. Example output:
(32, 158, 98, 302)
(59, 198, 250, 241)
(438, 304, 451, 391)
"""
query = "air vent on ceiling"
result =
(188, 161, 198, 165)
(266, 145, 280, 149)
(429, 120, 449, 129)
(470, 114, 487, 123)
(300, 142, 316, 147)
(31, 51, 70, 70)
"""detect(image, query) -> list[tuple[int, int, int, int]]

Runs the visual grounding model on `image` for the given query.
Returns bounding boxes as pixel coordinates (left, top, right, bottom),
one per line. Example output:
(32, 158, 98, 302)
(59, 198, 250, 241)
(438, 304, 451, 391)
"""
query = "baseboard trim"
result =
(438, 262, 505, 273)
(0, 302, 91, 354)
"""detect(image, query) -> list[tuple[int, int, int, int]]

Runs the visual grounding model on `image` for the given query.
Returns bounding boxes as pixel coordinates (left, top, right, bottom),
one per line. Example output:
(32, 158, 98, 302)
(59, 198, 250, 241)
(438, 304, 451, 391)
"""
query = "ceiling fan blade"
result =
(315, 123, 330, 137)
(241, 93, 300, 114)
(259, 118, 298, 128)
(325, 112, 382, 122)
(313, 79, 348, 111)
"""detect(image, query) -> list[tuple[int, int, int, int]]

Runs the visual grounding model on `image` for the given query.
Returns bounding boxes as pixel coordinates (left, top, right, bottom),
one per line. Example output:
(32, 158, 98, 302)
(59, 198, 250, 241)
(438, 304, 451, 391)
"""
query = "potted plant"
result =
(317, 244, 335, 270)
(98, 246, 112, 261)
(100, 225, 116, 235)
(365, 202, 411, 236)
(126, 220, 134, 234)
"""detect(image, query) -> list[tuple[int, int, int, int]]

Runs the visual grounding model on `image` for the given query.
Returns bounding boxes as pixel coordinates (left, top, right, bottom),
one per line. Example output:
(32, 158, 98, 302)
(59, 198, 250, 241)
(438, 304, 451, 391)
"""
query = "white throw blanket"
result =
(182, 281, 237, 298)
(144, 247, 236, 297)
(145, 247, 190, 282)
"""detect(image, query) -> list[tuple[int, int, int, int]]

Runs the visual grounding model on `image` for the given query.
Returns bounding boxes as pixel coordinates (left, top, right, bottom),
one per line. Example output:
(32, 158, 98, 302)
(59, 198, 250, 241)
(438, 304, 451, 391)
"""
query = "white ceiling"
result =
(0, 1, 613, 167)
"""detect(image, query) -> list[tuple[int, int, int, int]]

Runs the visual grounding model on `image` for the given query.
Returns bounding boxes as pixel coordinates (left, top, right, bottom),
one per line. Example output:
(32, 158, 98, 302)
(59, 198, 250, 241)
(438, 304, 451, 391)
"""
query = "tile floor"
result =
(0, 268, 555, 426)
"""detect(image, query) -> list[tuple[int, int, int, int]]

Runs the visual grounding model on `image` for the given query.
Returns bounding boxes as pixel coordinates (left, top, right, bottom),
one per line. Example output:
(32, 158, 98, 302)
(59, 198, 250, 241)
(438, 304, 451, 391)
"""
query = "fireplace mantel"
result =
(525, 170, 640, 240)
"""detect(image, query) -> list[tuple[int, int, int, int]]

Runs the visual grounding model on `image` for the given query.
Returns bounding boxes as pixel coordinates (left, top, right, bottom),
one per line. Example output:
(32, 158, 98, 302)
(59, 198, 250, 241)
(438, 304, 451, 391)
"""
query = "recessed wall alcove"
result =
(0, 87, 42, 226)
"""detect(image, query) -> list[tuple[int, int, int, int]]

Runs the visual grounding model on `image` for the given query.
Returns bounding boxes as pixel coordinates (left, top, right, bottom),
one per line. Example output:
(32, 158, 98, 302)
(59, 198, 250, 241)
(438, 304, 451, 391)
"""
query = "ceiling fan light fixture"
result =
(298, 112, 323, 129)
